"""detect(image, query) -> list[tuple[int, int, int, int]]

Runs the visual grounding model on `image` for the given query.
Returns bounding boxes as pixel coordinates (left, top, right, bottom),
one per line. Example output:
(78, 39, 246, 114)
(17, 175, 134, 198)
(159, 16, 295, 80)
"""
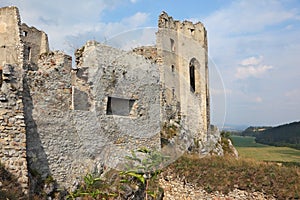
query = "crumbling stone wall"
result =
(0, 6, 213, 194)
(0, 64, 28, 193)
(21, 23, 49, 67)
(23, 41, 161, 188)
(132, 46, 158, 63)
(24, 51, 74, 185)
(0, 6, 28, 194)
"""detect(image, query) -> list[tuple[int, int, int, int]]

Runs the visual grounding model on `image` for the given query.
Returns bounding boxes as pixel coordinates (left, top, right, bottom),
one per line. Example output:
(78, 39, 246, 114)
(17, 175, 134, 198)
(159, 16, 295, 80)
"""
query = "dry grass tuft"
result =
(164, 154, 300, 199)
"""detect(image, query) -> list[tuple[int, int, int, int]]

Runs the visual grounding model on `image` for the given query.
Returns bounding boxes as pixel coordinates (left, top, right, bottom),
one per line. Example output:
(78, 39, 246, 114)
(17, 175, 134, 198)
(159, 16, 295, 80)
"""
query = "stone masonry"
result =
(0, 7, 214, 193)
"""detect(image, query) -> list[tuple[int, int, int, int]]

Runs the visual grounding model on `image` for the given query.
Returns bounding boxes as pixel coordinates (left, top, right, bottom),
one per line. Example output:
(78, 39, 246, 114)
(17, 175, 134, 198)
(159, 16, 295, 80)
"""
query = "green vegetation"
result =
(167, 154, 300, 199)
(67, 173, 117, 199)
(255, 121, 300, 149)
(231, 135, 300, 164)
(68, 148, 164, 200)
(238, 126, 272, 137)
(230, 135, 268, 147)
(235, 121, 300, 149)
(2, 143, 300, 199)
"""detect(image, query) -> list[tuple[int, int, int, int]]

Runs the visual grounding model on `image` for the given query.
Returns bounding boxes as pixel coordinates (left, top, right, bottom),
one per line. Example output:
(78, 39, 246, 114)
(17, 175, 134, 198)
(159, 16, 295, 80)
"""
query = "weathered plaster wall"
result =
(73, 41, 161, 170)
(25, 42, 161, 188)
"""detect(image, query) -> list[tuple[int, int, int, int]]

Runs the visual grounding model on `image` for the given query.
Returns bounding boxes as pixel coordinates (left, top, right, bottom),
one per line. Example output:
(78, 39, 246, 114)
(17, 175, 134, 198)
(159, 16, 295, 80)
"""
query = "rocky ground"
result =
(159, 176, 276, 200)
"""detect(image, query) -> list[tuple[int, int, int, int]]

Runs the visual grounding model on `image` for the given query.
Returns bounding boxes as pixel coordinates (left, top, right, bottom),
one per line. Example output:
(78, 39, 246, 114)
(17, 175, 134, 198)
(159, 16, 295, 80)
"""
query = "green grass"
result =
(230, 135, 267, 147)
(230, 135, 300, 163)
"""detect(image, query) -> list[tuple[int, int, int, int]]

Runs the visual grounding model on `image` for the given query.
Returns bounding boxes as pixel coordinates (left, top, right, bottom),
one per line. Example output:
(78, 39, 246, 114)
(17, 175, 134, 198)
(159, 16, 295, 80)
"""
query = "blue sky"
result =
(1, 0, 300, 127)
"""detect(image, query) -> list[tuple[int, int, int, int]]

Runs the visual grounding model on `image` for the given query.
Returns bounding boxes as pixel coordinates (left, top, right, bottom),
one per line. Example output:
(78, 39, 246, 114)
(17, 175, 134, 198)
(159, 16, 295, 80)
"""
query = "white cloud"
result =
(0, 0, 149, 52)
(122, 12, 149, 27)
(285, 89, 300, 98)
(235, 64, 273, 79)
(240, 56, 263, 66)
(205, 0, 300, 36)
(235, 56, 273, 79)
(254, 97, 263, 103)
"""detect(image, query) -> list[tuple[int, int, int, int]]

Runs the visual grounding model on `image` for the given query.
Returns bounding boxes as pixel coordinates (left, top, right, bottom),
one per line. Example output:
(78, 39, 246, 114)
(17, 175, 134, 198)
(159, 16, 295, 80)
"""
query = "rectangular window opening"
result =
(22, 31, 28, 37)
(190, 29, 195, 36)
(24, 46, 31, 61)
(106, 96, 135, 116)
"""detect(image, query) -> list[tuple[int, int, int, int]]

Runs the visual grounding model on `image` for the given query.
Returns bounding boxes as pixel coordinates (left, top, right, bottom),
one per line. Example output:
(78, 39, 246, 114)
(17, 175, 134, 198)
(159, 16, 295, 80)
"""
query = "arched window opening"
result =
(171, 65, 175, 73)
(189, 63, 195, 92)
(189, 58, 200, 93)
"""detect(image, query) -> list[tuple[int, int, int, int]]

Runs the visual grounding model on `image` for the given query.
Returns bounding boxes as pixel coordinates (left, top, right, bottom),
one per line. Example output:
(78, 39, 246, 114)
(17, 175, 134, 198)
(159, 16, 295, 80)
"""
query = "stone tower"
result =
(156, 12, 210, 144)
(133, 11, 210, 152)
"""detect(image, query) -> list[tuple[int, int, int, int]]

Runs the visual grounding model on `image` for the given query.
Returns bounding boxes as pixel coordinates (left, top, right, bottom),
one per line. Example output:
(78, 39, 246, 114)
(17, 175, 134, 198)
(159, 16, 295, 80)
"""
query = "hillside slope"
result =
(255, 121, 300, 149)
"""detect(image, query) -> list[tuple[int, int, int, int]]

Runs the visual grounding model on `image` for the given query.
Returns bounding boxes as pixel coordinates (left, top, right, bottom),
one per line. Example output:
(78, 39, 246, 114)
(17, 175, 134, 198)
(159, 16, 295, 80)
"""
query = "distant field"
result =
(230, 135, 300, 163)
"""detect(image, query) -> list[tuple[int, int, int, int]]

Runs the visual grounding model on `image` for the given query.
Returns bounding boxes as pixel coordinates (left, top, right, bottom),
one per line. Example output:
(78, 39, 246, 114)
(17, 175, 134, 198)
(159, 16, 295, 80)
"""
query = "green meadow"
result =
(230, 135, 300, 164)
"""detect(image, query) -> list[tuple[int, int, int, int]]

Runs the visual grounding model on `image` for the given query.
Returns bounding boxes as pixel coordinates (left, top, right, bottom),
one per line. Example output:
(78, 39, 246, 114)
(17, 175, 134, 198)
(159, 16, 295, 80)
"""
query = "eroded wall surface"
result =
(72, 41, 161, 170)
(25, 42, 161, 188)
(0, 6, 28, 193)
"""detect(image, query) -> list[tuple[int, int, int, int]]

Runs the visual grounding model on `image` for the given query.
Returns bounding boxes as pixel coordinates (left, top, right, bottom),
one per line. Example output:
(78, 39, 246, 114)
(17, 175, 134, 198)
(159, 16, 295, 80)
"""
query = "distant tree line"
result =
(238, 126, 272, 137)
(255, 121, 300, 150)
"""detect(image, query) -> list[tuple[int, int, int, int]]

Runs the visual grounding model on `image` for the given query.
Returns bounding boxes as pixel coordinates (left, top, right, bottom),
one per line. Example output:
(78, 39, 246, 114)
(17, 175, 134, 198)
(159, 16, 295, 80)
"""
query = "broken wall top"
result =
(158, 11, 207, 49)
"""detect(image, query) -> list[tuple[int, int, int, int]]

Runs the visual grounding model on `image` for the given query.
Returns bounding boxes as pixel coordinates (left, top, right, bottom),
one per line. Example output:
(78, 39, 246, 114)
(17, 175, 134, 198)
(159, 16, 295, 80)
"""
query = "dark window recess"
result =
(190, 28, 195, 35)
(171, 65, 175, 72)
(189, 62, 195, 93)
(107, 96, 135, 116)
(22, 31, 28, 37)
(172, 87, 175, 98)
(24, 46, 31, 61)
(0, 68, 2, 88)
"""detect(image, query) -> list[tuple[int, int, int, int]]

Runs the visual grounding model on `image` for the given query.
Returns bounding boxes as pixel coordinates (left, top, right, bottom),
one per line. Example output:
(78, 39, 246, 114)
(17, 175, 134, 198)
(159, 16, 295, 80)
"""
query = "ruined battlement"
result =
(158, 11, 207, 49)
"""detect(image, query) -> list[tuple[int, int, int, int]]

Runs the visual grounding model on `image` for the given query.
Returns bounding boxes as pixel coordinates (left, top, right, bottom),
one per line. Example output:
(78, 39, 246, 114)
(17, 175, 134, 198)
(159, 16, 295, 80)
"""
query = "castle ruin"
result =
(0, 6, 215, 193)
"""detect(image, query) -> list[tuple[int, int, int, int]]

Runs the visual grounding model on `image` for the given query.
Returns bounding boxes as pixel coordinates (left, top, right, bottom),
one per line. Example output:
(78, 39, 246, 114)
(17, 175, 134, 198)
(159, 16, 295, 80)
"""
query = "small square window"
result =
(190, 29, 195, 36)
(22, 31, 28, 37)
(107, 96, 135, 116)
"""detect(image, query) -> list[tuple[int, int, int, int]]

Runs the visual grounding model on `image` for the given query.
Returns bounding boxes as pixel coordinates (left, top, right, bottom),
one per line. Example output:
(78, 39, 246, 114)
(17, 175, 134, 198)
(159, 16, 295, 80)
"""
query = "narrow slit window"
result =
(171, 65, 175, 73)
(170, 38, 175, 52)
(24, 46, 31, 61)
(106, 96, 135, 116)
(189, 62, 195, 93)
